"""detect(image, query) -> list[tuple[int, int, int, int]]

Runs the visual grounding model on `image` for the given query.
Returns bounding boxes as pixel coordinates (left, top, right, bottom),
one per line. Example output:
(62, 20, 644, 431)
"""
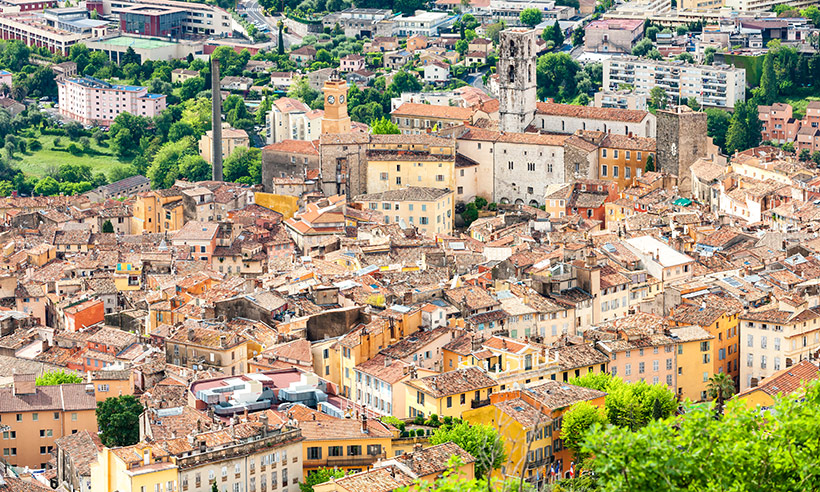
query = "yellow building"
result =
(132, 190, 184, 234)
(403, 366, 497, 419)
(354, 187, 455, 236)
(90, 443, 178, 492)
(113, 262, 142, 291)
(365, 134, 456, 195)
(597, 134, 656, 192)
(290, 406, 394, 474)
(669, 325, 716, 402)
(463, 389, 553, 485)
(90, 369, 134, 402)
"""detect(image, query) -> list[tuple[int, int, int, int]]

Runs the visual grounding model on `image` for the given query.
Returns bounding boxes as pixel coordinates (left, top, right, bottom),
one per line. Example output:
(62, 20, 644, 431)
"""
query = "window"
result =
(761, 336, 767, 349)
(761, 355, 767, 369)
(328, 446, 343, 457)
(666, 358, 672, 370)
(774, 337, 781, 351)
(666, 374, 672, 386)
(613, 166, 619, 178)
(613, 150, 619, 158)
(307, 447, 322, 460)
(602, 149, 607, 158)
(460, 393, 466, 404)
(652, 360, 659, 371)
(348, 445, 362, 456)
(528, 163, 535, 172)
(625, 363, 632, 375)
(747, 334, 753, 347)
(625, 151, 631, 160)
(417, 392, 425, 405)
(601, 164, 608, 177)
(625, 166, 631, 179)
(638, 362, 645, 374)
(747, 353, 753, 367)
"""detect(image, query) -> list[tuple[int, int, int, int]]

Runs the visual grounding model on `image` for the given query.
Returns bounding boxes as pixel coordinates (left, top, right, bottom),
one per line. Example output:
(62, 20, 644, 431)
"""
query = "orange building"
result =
(63, 299, 105, 332)
(670, 293, 742, 386)
(0, 375, 97, 469)
(597, 133, 656, 191)
(131, 189, 184, 234)
(89, 369, 135, 402)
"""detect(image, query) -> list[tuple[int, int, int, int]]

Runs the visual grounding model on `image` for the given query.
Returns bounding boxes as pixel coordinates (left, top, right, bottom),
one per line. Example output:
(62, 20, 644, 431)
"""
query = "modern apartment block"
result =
(58, 76, 167, 126)
(0, 12, 101, 54)
(86, 0, 232, 37)
(394, 10, 449, 37)
(758, 103, 799, 143)
(602, 57, 746, 109)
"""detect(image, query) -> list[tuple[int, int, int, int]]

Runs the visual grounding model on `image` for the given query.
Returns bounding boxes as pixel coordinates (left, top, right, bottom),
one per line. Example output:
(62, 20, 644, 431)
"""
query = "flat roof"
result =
(625, 236, 694, 268)
(95, 36, 176, 49)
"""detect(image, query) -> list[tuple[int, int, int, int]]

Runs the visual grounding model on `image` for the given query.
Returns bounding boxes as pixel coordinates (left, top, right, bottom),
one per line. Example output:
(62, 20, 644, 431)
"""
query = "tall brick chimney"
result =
(211, 56, 223, 182)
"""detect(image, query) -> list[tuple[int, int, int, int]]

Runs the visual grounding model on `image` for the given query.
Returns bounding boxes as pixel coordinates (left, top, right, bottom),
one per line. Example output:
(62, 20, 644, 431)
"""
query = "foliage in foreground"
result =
(581, 380, 820, 491)
(35, 370, 83, 386)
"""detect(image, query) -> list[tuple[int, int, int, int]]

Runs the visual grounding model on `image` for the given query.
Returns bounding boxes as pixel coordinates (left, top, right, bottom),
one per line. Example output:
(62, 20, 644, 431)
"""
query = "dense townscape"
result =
(0, 0, 816, 490)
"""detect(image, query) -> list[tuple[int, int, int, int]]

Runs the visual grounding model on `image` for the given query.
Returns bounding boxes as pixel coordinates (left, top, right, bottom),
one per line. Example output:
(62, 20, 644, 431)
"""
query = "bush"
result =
(474, 197, 488, 210)
(67, 143, 82, 156)
(407, 429, 416, 438)
(380, 415, 406, 432)
(413, 415, 425, 425)
(488, 202, 498, 211)
(53, 137, 62, 147)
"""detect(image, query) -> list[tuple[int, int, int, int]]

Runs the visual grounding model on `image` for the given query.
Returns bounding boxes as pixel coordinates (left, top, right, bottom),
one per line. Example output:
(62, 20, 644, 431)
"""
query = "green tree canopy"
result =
(519, 8, 543, 28)
(371, 116, 400, 134)
(299, 468, 346, 492)
(224, 146, 262, 184)
(34, 176, 60, 196)
(36, 370, 83, 386)
(430, 421, 506, 478)
(582, 380, 820, 491)
(96, 395, 143, 447)
(561, 400, 607, 462)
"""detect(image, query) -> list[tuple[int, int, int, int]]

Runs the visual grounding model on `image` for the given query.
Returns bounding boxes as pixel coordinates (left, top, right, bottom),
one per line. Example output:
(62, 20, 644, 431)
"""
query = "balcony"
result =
(527, 457, 548, 469)
(304, 452, 386, 469)
(470, 398, 490, 409)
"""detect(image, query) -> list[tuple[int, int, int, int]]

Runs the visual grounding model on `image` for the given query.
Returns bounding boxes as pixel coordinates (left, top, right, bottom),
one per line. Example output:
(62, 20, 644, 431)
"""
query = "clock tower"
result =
(321, 71, 351, 135)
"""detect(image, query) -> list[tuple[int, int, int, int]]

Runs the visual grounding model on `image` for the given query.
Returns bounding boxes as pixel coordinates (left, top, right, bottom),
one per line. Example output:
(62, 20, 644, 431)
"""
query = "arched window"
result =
(509, 65, 515, 83)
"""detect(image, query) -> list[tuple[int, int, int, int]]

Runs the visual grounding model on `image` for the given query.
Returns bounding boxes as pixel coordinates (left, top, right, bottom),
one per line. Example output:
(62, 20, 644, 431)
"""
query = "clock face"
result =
(327, 95, 335, 104)
(339, 95, 345, 104)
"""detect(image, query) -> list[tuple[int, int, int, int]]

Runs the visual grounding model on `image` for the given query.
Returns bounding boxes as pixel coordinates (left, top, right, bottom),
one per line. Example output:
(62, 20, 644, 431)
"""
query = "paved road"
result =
(239, 0, 299, 49)
(467, 68, 490, 94)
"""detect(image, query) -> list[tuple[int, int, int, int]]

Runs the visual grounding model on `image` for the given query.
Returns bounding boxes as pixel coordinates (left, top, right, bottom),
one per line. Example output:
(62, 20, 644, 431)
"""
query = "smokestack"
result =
(211, 56, 223, 182)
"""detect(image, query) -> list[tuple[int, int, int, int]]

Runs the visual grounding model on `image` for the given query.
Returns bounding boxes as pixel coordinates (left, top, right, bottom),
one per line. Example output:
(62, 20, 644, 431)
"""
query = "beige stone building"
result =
(354, 186, 455, 236)
(199, 126, 250, 165)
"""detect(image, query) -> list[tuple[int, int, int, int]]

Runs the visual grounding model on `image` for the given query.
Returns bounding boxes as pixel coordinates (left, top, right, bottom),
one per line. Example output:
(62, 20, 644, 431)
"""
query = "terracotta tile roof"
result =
(494, 397, 552, 427)
(409, 366, 496, 398)
(87, 326, 137, 349)
(54, 430, 104, 476)
(601, 133, 656, 152)
(263, 339, 312, 364)
(394, 441, 475, 475)
(292, 407, 393, 440)
(0, 383, 96, 413)
(536, 102, 649, 123)
(740, 360, 820, 399)
(172, 222, 219, 242)
(497, 132, 568, 146)
(332, 466, 415, 492)
(550, 344, 609, 371)
(264, 139, 319, 155)
(355, 187, 453, 203)
(392, 102, 474, 120)
(524, 380, 607, 410)
(444, 286, 499, 311)
(355, 353, 413, 384)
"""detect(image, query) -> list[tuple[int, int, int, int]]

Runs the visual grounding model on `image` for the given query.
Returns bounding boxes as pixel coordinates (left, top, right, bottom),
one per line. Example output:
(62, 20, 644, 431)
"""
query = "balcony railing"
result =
(471, 398, 490, 409)
(304, 452, 386, 468)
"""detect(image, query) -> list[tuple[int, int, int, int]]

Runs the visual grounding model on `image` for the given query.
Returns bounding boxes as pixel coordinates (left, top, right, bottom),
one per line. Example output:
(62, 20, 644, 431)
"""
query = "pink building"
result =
(597, 334, 678, 390)
(340, 54, 365, 72)
(0, 70, 11, 90)
(57, 77, 167, 126)
(758, 103, 798, 143)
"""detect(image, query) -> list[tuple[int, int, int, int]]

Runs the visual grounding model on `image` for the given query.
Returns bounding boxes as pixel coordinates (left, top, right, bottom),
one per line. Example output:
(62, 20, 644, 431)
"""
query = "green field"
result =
(775, 87, 820, 120)
(11, 132, 130, 178)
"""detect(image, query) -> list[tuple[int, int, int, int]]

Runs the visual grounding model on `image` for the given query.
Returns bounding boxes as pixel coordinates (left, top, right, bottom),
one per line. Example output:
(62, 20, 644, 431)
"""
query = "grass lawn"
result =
(10, 132, 132, 179)
(776, 87, 820, 120)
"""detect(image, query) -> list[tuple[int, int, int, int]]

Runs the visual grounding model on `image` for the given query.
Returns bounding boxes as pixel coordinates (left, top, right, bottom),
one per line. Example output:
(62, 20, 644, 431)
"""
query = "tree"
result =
(649, 86, 668, 111)
(760, 51, 776, 105)
(572, 27, 584, 47)
(36, 370, 82, 386)
(543, 21, 564, 46)
(462, 202, 478, 226)
(278, 21, 285, 56)
(96, 395, 143, 447)
(631, 38, 654, 57)
(676, 52, 694, 63)
(485, 22, 505, 45)
(147, 137, 195, 189)
(211, 483, 219, 492)
(536, 52, 582, 102)
(561, 401, 608, 462)
(34, 176, 60, 196)
(299, 468, 346, 492)
(180, 76, 205, 100)
(109, 112, 148, 158)
(703, 46, 716, 65)
(801, 5, 820, 27)
(223, 146, 262, 184)
(686, 97, 700, 111)
(706, 108, 731, 152)
(430, 421, 505, 478)
(645, 154, 655, 173)
(519, 8, 543, 28)
(371, 116, 400, 134)
(646, 25, 660, 41)
(455, 39, 469, 55)
(389, 70, 422, 93)
(706, 372, 735, 416)
(582, 380, 820, 491)
(800, 148, 812, 162)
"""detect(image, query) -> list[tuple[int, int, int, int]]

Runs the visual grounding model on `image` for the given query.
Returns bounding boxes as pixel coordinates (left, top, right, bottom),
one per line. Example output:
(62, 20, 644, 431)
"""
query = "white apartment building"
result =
(267, 97, 323, 144)
(57, 76, 167, 127)
(739, 308, 820, 391)
(394, 10, 450, 37)
(602, 57, 746, 109)
(724, 0, 815, 12)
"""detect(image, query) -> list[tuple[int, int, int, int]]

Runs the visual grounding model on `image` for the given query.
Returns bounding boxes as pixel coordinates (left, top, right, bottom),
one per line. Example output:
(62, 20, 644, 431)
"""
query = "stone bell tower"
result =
(321, 71, 351, 135)
(498, 28, 538, 134)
